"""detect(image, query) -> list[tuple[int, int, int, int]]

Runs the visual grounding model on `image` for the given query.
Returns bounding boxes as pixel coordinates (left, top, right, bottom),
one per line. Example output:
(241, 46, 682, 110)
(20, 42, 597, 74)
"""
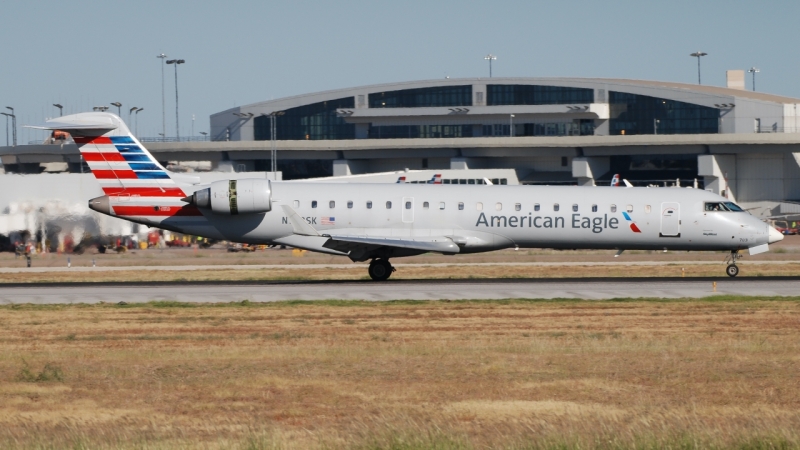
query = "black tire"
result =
(726, 264, 739, 278)
(368, 259, 393, 281)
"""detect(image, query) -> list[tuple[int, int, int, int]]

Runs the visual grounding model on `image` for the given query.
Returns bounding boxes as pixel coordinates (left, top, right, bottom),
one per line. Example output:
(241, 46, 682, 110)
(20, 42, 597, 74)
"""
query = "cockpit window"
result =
(724, 202, 744, 212)
(705, 202, 744, 212)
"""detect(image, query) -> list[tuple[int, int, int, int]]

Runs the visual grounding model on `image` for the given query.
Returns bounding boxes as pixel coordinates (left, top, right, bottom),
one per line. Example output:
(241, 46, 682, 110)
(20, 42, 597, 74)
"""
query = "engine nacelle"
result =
(188, 179, 272, 215)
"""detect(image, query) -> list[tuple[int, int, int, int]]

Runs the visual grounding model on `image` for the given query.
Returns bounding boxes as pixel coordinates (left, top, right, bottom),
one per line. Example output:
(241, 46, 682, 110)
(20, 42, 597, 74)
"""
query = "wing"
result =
(322, 235, 460, 254)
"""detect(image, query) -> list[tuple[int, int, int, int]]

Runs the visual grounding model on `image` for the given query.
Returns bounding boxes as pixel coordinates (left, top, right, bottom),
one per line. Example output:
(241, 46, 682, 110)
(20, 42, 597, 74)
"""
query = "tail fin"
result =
(396, 176, 406, 183)
(610, 174, 620, 187)
(29, 112, 186, 198)
(428, 173, 442, 184)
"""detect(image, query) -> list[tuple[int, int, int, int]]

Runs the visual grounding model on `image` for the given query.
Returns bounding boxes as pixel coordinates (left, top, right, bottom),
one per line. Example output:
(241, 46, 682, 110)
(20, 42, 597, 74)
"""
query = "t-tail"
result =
(28, 112, 202, 223)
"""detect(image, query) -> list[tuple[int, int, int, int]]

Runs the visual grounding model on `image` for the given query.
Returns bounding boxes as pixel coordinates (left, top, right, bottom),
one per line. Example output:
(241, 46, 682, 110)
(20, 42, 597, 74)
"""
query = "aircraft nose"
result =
(768, 225, 784, 244)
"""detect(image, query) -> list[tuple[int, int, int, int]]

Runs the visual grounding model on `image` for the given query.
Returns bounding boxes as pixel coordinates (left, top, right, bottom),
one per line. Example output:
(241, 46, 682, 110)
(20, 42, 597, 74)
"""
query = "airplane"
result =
(31, 112, 784, 281)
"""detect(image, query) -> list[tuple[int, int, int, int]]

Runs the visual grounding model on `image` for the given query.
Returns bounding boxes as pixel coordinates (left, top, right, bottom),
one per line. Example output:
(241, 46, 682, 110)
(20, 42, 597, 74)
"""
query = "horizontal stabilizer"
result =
(281, 205, 320, 236)
(323, 235, 460, 254)
(26, 112, 118, 132)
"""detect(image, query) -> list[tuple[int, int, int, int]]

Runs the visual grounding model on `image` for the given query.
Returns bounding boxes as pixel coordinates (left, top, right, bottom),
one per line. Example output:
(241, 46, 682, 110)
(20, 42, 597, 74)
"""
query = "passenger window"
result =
(645, 205, 651, 213)
(293, 200, 300, 208)
(476, 202, 483, 211)
(572, 204, 578, 212)
(458, 202, 464, 210)
(554, 203, 560, 212)
(626, 205, 633, 213)
(366, 201, 372, 209)
(312, 201, 318, 209)
(386, 201, 392, 209)
(329, 201, 335, 208)
(423, 201, 429, 209)
(534, 203, 540, 211)
(347, 201, 353, 209)
(591, 204, 597, 212)
(439, 202, 445, 210)
(515, 203, 521, 211)
(405, 201, 411, 209)
(610, 204, 617, 213)
(496, 203, 502, 211)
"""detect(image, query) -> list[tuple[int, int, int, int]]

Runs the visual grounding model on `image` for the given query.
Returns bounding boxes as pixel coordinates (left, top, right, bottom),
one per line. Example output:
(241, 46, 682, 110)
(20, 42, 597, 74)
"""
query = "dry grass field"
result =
(1, 298, 799, 449)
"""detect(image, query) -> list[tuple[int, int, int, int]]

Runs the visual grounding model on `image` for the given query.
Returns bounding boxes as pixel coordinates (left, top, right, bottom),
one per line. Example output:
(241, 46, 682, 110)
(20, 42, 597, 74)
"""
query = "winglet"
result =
(623, 179, 634, 188)
(280, 205, 320, 236)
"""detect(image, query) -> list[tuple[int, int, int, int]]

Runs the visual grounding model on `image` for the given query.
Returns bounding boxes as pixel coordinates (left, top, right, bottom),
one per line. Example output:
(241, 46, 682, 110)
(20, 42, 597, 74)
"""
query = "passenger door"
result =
(402, 197, 414, 223)
(660, 202, 680, 237)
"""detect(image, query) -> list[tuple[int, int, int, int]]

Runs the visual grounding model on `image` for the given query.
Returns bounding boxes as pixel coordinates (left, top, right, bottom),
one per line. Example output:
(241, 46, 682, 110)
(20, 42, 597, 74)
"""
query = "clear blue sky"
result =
(1, 0, 797, 143)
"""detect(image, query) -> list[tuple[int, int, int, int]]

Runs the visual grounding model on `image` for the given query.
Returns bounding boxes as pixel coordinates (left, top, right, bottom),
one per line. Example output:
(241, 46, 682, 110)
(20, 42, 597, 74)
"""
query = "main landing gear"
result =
(368, 258, 395, 281)
(724, 251, 742, 278)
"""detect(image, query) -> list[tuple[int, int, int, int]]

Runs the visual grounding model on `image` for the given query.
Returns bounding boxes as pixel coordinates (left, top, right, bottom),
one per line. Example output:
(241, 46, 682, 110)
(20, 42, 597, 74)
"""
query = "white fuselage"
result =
(135, 183, 775, 258)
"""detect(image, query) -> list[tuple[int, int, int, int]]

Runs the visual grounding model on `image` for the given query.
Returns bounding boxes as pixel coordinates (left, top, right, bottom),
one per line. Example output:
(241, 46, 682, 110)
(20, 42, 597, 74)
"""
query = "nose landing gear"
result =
(368, 258, 395, 281)
(724, 251, 742, 277)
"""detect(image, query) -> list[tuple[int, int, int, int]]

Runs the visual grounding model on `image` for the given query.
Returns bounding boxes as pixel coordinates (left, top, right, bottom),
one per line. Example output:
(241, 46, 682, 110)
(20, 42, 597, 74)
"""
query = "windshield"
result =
(705, 202, 746, 212)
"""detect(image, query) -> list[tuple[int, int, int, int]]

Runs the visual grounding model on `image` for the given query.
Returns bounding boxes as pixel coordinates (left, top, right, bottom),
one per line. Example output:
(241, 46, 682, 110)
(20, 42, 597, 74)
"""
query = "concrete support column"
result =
(571, 157, 609, 186)
(698, 154, 737, 201)
(333, 159, 367, 177)
(450, 157, 469, 170)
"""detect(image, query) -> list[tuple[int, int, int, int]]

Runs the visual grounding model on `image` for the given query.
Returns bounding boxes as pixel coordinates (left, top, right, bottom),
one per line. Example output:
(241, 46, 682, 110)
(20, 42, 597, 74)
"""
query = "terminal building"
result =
(3, 75, 800, 221)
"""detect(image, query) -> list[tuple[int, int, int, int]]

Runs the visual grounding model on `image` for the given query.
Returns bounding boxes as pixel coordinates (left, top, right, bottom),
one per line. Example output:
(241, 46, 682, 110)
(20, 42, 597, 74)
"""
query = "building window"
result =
(253, 97, 356, 141)
(534, 203, 540, 211)
(487, 84, 593, 106)
(561, 156, 568, 166)
(347, 201, 353, 209)
(608, 91, 719, 135)
(369, 85, 472, 108)
(312, 201, 317, 209)
(329, 201, 335, 208)
(366, 201, 372, 209)
(476, 202, 483, 211)
(369, 124, 473, 139)
(386, 201, 392, 209)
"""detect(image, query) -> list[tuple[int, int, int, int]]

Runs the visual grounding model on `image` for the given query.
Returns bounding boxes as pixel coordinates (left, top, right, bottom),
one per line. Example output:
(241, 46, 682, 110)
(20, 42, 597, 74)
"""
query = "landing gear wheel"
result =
(368, 259, 394, 281)
(726, 264, 739, 278)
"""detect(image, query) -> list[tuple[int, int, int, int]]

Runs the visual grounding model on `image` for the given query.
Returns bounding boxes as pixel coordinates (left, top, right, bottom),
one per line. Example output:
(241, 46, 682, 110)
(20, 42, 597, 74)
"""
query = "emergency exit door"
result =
(660, 202, 680, 237)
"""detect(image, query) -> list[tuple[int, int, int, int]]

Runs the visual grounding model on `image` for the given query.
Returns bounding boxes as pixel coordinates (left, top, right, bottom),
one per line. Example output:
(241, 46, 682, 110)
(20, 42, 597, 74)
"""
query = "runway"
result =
(2, 278, 799, 304)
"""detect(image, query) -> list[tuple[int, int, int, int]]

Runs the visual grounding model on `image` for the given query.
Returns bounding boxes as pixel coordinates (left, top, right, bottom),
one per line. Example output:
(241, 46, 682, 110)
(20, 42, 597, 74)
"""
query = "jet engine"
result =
(185, 179, 271, 215)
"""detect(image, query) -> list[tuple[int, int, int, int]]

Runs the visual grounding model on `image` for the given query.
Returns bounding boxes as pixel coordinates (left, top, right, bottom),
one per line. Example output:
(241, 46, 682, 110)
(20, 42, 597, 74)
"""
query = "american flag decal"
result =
(321, 217, 335, 225)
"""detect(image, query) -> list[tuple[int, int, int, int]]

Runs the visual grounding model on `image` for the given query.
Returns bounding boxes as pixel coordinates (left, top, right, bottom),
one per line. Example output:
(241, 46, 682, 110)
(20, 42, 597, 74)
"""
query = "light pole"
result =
(110, 102, 122, 116)
(53, 104, 63, 117)
(5, 107, 16, 147)
(510, 114, 515, 137)
(199, 131, 207, 141)
(135, 108, 143, 136)
(166, 59, 185, 141)
(654, 119, 660, 135)
(690, 51, 708, 85)
(0, 113, 9, 146)
(129, 106, 138, 130)
(192, 114, 195, 137)
(268, 111, 285, 177)
(748, 67, 760, 91)
(157, 53, 168, 140)
(484, 54, 497, 78)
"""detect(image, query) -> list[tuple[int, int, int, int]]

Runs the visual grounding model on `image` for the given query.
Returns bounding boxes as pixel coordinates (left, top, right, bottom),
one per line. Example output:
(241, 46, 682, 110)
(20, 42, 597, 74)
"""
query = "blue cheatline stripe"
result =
(622, 212, 631, 221)
(115, 145, 143, 152)
(121, 154, 152, 162)
(129, 163, 161, 171)
(110, 136, 135, 144)
(134, 171, 170, 179)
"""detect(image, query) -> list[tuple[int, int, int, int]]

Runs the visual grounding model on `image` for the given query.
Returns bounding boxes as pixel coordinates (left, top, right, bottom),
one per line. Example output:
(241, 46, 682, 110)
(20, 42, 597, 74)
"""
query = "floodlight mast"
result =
(157, 53, 168, 141)
(484, 54, 497, 78)
(166, 59, 185, 140)
(690, 51, 708, 85)
(748, 67, 760, 91)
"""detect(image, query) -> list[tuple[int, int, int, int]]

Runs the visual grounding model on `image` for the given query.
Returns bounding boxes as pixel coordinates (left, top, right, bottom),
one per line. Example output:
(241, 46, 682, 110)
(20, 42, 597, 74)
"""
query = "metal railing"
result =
(138, 136, 211, 143)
